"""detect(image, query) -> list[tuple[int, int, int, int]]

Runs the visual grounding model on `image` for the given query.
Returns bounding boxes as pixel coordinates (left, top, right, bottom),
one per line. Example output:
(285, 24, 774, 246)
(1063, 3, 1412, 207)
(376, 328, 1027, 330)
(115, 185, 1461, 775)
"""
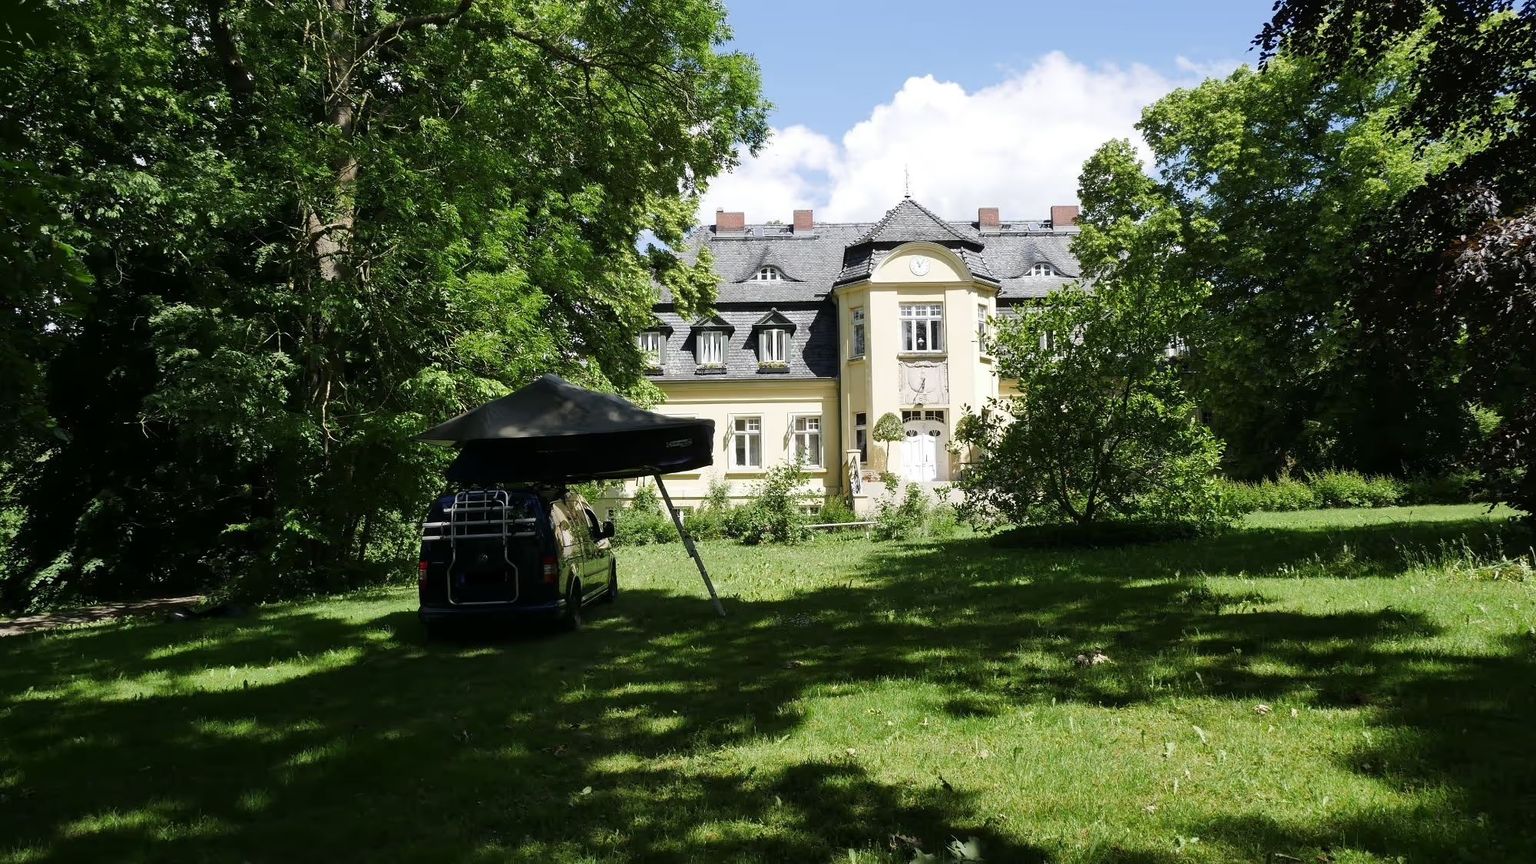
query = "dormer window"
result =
(636, 330, 664, 368)
(759, 328, 788, 363)
(1027, 262, 1058, 277)
(696, 331, 725, 366)
(750, 308, 797, 370)
(690, 314, 734, 370)
(753, 266, 784, 282)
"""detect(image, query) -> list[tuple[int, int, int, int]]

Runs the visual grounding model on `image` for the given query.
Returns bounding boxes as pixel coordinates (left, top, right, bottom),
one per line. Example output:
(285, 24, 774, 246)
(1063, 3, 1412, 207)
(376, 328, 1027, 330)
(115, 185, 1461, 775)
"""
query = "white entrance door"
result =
(902, 429, 938, 482)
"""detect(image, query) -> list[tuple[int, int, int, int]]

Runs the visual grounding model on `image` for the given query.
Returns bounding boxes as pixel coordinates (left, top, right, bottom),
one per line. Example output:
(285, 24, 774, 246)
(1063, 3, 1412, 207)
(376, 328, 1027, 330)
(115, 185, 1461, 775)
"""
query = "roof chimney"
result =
(793, 209, 814, 233)
(715, 209, 745, 233)
(978, 207, 1000, 230)
(1050, 205, 1079, 229)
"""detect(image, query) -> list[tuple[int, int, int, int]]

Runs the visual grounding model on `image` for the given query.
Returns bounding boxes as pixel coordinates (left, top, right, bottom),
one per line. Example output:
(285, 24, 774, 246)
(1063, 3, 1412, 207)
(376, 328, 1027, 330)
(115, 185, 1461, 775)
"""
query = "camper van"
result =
(417, 486, 616, 636)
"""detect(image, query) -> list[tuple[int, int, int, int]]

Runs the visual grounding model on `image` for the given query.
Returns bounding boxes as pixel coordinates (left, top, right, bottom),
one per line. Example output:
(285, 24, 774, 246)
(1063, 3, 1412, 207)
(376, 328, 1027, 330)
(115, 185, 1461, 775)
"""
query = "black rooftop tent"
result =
(418, 374, 724, 616)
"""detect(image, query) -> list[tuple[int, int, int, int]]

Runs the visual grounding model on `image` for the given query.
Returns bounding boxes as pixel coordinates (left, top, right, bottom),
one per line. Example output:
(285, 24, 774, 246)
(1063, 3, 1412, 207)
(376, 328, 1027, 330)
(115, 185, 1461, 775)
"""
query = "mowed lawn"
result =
(2, 507, 1534, 864)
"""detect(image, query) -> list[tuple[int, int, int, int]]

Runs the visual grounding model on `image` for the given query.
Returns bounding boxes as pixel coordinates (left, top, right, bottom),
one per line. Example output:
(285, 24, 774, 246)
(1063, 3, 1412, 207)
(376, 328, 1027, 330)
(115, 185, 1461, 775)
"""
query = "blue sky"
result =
(702, 0, 1274, 224)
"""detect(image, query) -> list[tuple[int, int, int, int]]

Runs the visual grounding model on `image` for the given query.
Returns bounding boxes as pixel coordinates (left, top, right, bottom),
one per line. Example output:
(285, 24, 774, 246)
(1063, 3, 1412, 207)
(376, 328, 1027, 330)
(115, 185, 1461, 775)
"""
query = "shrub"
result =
(1402, 472, 1481, 505)
(1224, 469, 1487, 513)
(926, 502, 961, 539)
(682, 478, 736, 541)
(818, 497, 858, 524)
(736, 461, 811, 545)
(1263, 475, 1322, 511)
(873, 483, 931, 542)
(614, 485, 676, 546)
(1219, 475, 1322, 513)
(1309, 470, 1402, 508)
(682, 507, 727, 541)
(1361, 474, 1405, 507)
(1217, 478, 1263, 514)
(721, 504, 754, 540)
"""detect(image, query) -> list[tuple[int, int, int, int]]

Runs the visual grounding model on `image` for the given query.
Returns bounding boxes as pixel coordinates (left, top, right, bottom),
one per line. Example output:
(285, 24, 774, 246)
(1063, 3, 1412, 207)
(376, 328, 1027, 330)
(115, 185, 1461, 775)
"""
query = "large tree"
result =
(2, 0, 766, 608)
(1256, 1, 1535, 514)
(955, 141, 1229, 531)
(1135, 47, 1478, 479)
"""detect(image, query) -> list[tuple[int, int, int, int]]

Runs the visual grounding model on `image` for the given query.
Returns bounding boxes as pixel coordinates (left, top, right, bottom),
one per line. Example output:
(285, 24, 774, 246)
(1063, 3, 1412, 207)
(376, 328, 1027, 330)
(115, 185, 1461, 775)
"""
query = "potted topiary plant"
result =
(872, 411, 904, 482)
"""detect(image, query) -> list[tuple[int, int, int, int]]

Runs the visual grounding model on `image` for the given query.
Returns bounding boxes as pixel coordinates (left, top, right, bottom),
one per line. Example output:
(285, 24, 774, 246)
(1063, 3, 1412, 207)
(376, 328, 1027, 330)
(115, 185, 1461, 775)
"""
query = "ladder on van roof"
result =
(421, 490, 539, 606)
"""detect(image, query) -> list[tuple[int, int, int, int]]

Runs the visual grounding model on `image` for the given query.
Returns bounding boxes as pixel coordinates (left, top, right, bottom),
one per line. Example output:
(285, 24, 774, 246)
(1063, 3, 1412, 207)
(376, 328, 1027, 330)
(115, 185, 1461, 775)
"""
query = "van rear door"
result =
(433, 490, 546, 605)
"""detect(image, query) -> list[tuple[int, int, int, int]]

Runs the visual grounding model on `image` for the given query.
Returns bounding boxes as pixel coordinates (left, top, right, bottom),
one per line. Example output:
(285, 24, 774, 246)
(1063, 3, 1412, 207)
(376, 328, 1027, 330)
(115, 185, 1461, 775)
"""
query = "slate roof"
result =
(646, 304, 838, 382)
(852, 197, 982, 247)
(648, 198, 1083, 380)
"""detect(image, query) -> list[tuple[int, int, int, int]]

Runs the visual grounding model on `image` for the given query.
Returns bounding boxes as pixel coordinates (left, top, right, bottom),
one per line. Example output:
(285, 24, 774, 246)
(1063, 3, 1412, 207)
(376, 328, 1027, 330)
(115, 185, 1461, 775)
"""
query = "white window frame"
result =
(1028, 262, 1058, 277)
(851, 307, 866, 357)
(758, 328, 788, 364)
(637, 330, 664, 367)
(899, 303, 944, 353)
(977, 303, 991, 346)
(731, 415, 762, 468)
(854, 412, 868, 462)
(753, 266, 783, 282)
(695, 329, 725, 367)
(790, 414, 823, 468)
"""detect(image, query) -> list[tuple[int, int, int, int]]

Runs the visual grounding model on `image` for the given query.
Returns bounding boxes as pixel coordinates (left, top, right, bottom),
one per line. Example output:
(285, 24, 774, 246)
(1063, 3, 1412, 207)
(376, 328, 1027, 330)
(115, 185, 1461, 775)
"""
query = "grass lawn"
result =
(2, 505, 1534, 863)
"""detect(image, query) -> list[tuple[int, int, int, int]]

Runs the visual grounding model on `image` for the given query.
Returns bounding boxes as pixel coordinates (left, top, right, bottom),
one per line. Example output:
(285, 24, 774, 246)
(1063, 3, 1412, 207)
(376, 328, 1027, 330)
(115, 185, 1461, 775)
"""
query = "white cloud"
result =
(1174, 55, 1246, 80)
(698, 51, 1227, 225)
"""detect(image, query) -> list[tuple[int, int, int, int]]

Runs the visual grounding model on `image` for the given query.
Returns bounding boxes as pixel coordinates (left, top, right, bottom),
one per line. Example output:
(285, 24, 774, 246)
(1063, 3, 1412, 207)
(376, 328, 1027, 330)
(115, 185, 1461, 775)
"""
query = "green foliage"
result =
(1402, 472, 1483, 505)
(1308, 470, 1404, 509)
(871, 413, 904, 472)
(956, 140, 1233, 534)
(679, 508, 726, 541)
(872, 484, 931, 542)
(1131, 49, 1481, 481)
(736, 461, 811, 546)
(1219, 475, 1321, 514)
(1220, 469, 1487, 513)
(870, 485, 959, 542)
(0, 0, 767, 609)
(613, 485, 676, 547)
(1255, 4, 1536, 517)
(677, 477, 735, 541)
(817, 497, 858, 525)
(872, 413, 904, 443)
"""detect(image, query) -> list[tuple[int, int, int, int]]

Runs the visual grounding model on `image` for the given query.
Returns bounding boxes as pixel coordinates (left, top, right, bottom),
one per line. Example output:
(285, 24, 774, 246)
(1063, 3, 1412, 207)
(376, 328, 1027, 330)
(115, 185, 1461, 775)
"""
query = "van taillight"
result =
(541, 555, 558, 584)
(417, 560, 429, 587)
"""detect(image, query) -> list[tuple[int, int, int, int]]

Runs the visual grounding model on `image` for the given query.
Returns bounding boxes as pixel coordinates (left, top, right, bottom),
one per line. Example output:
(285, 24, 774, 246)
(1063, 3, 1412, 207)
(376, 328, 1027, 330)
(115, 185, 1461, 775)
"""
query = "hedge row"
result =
(1219, 470, 1481, 514)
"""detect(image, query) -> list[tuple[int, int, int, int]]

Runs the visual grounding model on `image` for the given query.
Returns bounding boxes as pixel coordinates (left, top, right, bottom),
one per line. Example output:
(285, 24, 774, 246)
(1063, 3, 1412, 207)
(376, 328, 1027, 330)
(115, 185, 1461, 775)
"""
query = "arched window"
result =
(1027, 262, 1058, 277)
(753, 266, 784, 282)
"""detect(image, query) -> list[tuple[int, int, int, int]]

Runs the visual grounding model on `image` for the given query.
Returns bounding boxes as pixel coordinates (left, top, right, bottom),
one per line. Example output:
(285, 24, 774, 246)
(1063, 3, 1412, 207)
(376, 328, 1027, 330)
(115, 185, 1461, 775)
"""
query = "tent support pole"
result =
(654, 474, 725, 618)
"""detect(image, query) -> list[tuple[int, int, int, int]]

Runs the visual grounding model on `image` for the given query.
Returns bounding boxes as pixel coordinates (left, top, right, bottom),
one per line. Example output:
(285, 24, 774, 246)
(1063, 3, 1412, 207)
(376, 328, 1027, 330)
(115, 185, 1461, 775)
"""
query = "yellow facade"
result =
(610, 198, 1081, 516)
(617, 378, 840, 512)
(615, 244, 1005, 514)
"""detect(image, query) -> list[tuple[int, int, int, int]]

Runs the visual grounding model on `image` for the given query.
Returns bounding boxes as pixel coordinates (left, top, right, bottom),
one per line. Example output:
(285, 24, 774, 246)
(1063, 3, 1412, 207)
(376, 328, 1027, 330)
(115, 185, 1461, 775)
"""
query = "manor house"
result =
(623, 196, 1081, 516)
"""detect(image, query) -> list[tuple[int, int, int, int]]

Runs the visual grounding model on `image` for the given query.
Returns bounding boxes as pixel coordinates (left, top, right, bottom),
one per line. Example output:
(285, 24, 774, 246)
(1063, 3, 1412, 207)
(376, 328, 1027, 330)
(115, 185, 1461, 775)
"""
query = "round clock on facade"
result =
(908, 255, 930, 276)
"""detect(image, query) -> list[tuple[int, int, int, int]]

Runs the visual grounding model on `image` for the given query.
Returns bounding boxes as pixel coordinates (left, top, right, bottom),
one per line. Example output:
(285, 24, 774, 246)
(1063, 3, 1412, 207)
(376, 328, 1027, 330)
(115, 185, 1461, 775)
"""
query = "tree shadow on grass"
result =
(0, 515, 1530, 863)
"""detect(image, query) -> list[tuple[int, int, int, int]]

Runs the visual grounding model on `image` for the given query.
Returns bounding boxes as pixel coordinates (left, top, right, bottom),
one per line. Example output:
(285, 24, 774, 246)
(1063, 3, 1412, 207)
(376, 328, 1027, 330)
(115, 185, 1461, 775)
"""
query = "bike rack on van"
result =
(421, 490, 536, 605)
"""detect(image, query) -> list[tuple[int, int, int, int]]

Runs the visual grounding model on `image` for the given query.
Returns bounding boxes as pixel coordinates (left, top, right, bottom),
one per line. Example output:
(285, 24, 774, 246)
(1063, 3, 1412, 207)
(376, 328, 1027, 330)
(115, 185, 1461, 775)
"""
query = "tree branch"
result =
(358, 0, 473, 55)
(206, 0, 255, 102)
